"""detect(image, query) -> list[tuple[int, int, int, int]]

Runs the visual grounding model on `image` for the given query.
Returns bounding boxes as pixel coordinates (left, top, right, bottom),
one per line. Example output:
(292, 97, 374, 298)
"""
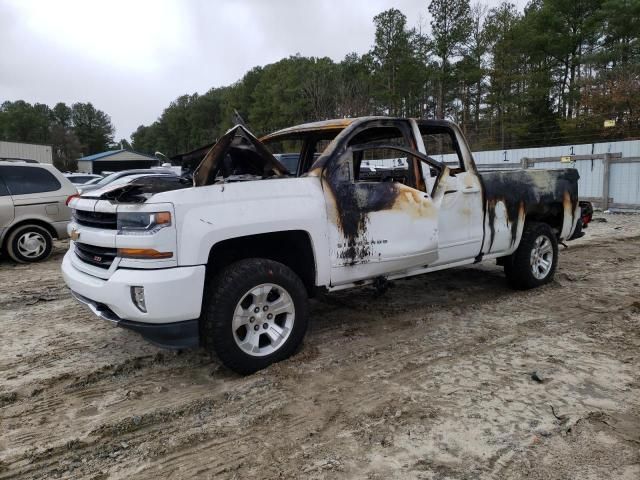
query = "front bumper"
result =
(71, 291, 199, 349)
(62, 250, 206, 347)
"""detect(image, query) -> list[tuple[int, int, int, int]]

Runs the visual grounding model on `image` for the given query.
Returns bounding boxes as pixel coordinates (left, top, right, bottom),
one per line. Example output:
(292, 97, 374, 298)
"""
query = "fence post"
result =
(602, 153, 611, 210)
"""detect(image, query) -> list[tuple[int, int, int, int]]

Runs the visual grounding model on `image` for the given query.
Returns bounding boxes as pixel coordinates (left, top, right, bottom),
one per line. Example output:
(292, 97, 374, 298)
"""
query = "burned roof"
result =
(260, 116, 457, 141)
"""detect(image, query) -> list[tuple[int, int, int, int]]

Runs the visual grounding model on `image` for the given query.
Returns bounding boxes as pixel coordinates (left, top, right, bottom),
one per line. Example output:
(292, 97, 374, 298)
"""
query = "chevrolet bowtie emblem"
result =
(70, 229, 80, 241)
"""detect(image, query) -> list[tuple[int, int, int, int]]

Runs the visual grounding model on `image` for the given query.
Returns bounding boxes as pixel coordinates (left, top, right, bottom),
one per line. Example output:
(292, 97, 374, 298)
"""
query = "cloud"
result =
(0, 0, 525, 141)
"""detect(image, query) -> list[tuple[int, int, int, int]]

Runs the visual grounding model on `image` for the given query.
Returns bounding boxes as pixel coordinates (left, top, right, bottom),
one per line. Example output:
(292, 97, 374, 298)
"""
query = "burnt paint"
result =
(314, 118, 580, 267)
(477, 168, 579, 255)
(319, 119, 424, 265)
(163, 116, 580, 269)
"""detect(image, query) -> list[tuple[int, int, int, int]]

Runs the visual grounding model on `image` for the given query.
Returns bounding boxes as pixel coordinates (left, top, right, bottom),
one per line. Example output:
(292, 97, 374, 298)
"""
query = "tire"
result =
(201, 258, 309, 375)
(504, 222, 558, 290)
(5, 224, 53, 263)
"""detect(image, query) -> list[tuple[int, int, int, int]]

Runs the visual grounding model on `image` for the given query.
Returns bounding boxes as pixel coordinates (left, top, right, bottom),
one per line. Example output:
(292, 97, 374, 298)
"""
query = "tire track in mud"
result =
(1, 227, 639, 479)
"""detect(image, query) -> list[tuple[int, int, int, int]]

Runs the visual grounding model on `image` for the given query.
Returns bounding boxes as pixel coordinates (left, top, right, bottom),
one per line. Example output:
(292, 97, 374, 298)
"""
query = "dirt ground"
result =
(1, 213, 639, 480)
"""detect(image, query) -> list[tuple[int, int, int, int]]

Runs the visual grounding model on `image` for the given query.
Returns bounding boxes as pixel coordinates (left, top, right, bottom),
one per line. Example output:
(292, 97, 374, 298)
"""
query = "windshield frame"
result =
(261, 128, 345, 177)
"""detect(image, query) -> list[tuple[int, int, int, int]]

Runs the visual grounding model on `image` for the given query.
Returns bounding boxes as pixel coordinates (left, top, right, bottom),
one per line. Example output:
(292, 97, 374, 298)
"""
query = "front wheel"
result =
(201, 258, 309, 374)
(504, 222, 558, 289)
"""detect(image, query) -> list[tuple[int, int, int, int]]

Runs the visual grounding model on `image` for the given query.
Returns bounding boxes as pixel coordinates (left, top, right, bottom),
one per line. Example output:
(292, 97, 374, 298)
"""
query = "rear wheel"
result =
(6, 224, 53, 263)
(504, 222, 558, 289)
(201, 258, 309, 374)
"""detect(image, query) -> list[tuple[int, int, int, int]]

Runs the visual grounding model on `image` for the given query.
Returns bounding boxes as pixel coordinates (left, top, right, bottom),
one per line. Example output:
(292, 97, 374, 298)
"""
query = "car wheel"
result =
(6, 224, 53, 263)
(201, 258, 309, 375)
(504, 222, 558, 290)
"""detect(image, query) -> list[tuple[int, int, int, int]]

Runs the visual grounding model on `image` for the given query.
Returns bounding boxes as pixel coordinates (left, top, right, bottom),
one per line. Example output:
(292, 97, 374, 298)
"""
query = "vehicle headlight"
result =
(117, 211, 172, 235)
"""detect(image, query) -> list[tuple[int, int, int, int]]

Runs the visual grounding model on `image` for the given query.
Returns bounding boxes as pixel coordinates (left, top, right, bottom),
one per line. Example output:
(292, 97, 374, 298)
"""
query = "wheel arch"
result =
(206, 230, 318, 296)
(524, 202, 565, 236)
(1, 218, 57, 249)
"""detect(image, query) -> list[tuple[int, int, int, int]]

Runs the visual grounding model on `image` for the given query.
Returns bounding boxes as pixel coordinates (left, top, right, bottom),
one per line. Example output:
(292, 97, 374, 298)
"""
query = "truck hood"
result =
(193, 124, 289, 186)
(81, 125, 289, 203)
(82, 125, 290, 203)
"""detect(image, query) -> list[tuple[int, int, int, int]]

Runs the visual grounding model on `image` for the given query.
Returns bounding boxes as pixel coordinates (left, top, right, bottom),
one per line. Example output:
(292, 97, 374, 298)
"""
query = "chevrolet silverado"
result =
(62, 117, 583, 374)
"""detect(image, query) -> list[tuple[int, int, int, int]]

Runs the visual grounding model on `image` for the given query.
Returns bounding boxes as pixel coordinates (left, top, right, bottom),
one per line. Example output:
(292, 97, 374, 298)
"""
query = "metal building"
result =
(76, 149, 159, 174)
(0, 140, 53, 164)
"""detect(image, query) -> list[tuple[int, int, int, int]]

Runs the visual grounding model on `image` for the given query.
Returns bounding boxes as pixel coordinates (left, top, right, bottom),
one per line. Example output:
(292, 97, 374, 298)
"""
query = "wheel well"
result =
(207, 231, 317, 296)
(525, 202, 564, 235)
(2, 219, 57, 248)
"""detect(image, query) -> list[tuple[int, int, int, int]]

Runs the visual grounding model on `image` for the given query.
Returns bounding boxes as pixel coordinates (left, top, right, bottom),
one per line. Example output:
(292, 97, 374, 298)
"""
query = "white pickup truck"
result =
(62, 117, 584, 374)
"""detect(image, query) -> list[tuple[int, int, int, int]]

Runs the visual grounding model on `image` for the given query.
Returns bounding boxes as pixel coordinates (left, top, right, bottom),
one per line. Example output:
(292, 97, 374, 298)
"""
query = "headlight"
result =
(117, 211, 172, 235)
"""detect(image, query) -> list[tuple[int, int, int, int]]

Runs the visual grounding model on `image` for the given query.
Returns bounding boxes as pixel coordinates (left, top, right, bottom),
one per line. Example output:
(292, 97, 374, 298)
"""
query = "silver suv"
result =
(0, 161, 77, 262)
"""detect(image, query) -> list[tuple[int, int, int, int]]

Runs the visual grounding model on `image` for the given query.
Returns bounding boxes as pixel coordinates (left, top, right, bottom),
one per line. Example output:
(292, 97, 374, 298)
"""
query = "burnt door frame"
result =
(321, 119, 447, 285)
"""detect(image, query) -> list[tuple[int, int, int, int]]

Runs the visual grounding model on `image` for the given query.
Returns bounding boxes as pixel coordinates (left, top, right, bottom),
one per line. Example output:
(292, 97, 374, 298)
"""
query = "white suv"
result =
(0, 161, 77, 262)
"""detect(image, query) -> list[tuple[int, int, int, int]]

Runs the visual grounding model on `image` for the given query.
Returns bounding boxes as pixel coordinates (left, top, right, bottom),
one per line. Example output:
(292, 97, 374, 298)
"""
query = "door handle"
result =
(463, 186, 480, 194)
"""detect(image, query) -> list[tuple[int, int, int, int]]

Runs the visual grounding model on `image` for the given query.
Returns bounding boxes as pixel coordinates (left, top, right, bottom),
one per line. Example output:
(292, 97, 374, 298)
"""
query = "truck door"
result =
(321, 120, 445, 287)
(416, 122, 484, 265)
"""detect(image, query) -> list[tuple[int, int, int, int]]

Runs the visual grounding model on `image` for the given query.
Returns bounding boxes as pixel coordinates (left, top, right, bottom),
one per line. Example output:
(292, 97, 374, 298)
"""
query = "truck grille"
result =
(74, 210, 117, 229)
(75, 243, 117, 269)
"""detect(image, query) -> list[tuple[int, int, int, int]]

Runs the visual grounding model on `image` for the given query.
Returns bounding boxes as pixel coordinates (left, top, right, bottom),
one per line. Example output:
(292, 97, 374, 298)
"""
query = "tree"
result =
(371, 9, 412, 115)
(52, 102, 72, 128)
(460, 3, 490, 138)
(70, 102, 115, 155)
(301, 57, 339, 120)
(429, 0, 473, 119)
(598, 0, 640, 67)
(484, 2, 522, 148)
(117, 138, 132, 150)
(336, 53, 374, 118)
(51, 124, 82, 172)
(0, 100, 51, 144)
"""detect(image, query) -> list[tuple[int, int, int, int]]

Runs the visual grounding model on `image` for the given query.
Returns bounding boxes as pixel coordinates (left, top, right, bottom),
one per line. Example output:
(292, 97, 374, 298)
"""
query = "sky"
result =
(0, 0, 527, 141)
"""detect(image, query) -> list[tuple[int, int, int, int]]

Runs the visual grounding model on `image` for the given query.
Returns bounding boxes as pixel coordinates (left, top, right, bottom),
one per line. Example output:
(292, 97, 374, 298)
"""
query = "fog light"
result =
(130, 286, 147, 313)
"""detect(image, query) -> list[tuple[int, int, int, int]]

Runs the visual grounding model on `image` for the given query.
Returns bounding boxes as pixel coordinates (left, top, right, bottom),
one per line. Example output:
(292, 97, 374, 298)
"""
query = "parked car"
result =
(63, 117, 584, 374)
(76, 169, 176, 194)
(64, 173, 103, 185)
(78, 172, 184, 199)
(0, 161, 77, 262)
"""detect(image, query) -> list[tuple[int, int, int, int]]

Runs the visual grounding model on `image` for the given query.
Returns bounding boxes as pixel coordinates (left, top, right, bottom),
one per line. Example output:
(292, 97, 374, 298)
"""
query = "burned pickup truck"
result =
(62, 117, 584, 374)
